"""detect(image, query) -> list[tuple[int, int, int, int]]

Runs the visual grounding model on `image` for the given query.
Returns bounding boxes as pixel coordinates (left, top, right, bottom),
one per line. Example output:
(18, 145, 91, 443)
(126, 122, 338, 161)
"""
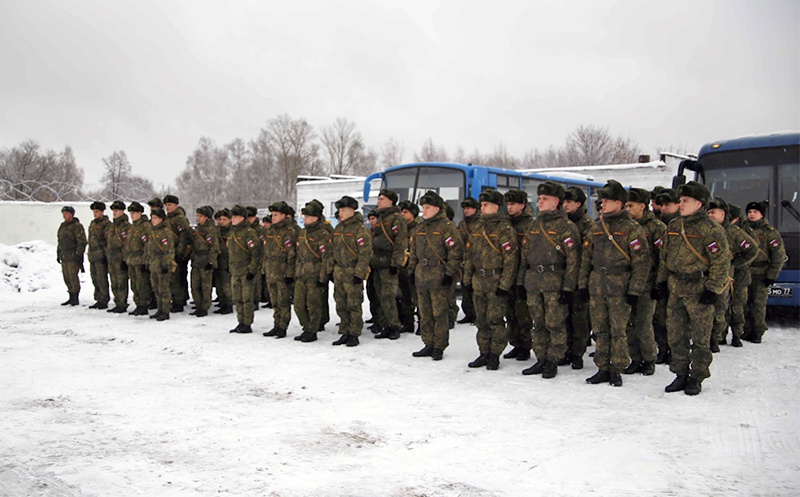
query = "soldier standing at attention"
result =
(308, 199, 334, 330)
(228, 205, 261, 334)
(293, 201, 332, 342)
(463, 189, 518, 371)
(518, 181, 580, 378)
(87, 201, 112, 310)
(328, 196, 373, 347)
(456, 198, 480, 325)
(366, 209, 381, 330)
(725, 204, 758, 345)
(579, 180, 649, 387)
(655, 182, 730, 395)
(743, 200, 786, 344)
(106, 201, 131, 313)
(371, 189, 408, 340)
(561, 187, 592, 369)
(260, 215, 273, 308)
(190, 206, 220, 317)
(57, 205, 87, 306)
(245, 207, 266, 312)
(213, 209, 234, 315)
(124, 202, 153, 316)
(652, 188, 681, 364)
(408, 191, 463, 360)
(396, 200, 420, 334)
(148, 208, 175, 321)
(503, 189, 534, 362)
(163, 195, 192, 313)
(261, 201, 297, 338)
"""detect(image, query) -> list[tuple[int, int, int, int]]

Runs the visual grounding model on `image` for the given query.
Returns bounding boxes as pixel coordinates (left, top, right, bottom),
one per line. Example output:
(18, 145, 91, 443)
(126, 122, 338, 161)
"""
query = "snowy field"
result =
(1, 241, 799, 497)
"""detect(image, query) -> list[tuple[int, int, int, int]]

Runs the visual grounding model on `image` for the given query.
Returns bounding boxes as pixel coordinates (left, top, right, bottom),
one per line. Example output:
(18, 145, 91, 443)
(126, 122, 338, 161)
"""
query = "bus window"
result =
(702, 160, 772, 212)
(521, 178, 543, 216)
(779, 163, 800, 233)
(383, 167, 417, 203)
(417, 166, 466, 202)
(495, 174, 519, 194)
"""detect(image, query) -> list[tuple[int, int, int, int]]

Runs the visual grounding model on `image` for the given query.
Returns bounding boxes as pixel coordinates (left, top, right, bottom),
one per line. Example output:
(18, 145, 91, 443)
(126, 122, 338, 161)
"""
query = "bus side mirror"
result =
(672, 174, 686, 189)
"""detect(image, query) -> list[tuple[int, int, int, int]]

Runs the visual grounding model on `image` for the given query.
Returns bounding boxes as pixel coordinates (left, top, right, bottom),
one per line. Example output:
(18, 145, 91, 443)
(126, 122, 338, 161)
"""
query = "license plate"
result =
(768, 286, 793, 298)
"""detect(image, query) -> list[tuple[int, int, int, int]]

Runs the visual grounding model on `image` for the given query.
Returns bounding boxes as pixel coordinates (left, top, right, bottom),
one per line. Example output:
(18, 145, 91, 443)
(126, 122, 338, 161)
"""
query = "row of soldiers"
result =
(57, 181, 786, 395)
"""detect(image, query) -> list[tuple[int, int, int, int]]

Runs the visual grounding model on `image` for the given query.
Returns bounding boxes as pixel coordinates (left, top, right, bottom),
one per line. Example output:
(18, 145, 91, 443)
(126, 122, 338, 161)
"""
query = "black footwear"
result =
(170, 304, 183, 313)
(623, 361, 643, 374)
(641, 361, 656, 376)
(684, 377, 702, 396)
(189, 310, 198, 316)
(656, 348, 671, 364)
(468, 354, 488, 368)
(332, 334, 349, 346)
(301, 332, 317, 343)
(586, 370, 611, 384)
(368, 323, 381, 333)
(129, 306, 149, 316)
(486, 353, 500, 370)
(719, 336, 727, 345)
(665, 375, 689, 393)
(237, 324, 253, 334)
(516, 349, 530, 361)
(69, 293, 79, 306)
(399, 323, 414, 334)
(557, 355, 571, 366)
(609, 372, 623, 387)
(95, 302, 108, 310)
(542, 360, 558, 379)
(150, 310, 164, 320)
(457, 316, 475, 324)
(345, 335, 359, 347)
(365, 317, 375, 324)
(108, 305, 127, 314)
(61, 294, 72, 306)
(272, 328, 287, 339)
(148, 300, 157, 310)
(195, 310, 207, 317)
(230, 324, 243, 333)
(412, 345, 434, 357)
(318, 325, 325, 332)
(710, 341, 720, 353)
(571, 355, 584, 370)
(294, 331, 307, 341)
(588, 351, 595, 357)
(156, 312, 170, 321)
(263, 327, 279, 337)
(431, 348, 443, 361)
(503, 347, 522, 359)
(522, 360, 545, 376)
(731, 336, 743, 347)
(375, 327, 399, 340)
(88, 302, 99, 309)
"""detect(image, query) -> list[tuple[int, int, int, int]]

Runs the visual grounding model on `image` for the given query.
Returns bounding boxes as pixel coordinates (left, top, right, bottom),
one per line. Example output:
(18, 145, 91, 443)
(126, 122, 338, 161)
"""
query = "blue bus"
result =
(674, 131, 800, 307)
(363, 162, 605, 225)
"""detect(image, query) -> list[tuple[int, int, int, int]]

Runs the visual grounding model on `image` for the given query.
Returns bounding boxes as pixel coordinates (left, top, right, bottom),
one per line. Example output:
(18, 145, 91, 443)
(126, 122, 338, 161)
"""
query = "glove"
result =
(328, 273, 334, 282)
(353, 276, 363, 285)
(558, 291, 573, 305)
(204, 262, 213, 271)
(441, 274, 453, 287)
(389, 266, 398, 275)
(516, 285, 527, 301)
(160, 264, 169, 274)
(698, 289, 717, 305)
(316, 280, 327, 288)
(577, 288, 590, 303)
(764, 279, 775, 287)
(121, 261, 128, 271)
(495, 287, 509, 297)
(651, 282, 668, 301)
(246, 272, 255, 281)
(626, 294, 639, 307)
(285, 277, 294, 285)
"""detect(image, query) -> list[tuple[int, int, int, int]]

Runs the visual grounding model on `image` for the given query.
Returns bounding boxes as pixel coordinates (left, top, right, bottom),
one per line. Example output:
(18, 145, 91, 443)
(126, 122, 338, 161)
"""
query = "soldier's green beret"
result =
(230, 205, 248, 217)
(147, 197, 163, 208)
(419, 190, 445, 208)
(301, 202, 323, 218)
(335, 196, 359, 210)
(398, 200, 419, 217)
(61, 205, 75, 215)
(563, 187, 587, 204)
(745, 201, 767, 217)
(707, 196, 729, 215)
(127, 201, 144, 213)
(627, 188, 650, 205)
(196, 205, 214, 218)
(162, 195, 179, 205)
(677, 181, 710, 205)
(268, 202, 291, 215)
(151, 208, 167, 220)
(478, 189, 504, 206)
(367, 209, 379, 219)
(460, 197, 480, 209)
(110, 200, 126, 211)
(597, 180, 628, 203)
(444, 203, 455, 221)
(214, 208, 231, 219)
(379, 189, 399, 204)
(90, 201, 106, 211)
(536, 181, 565, 201)
(504, 189, 528, 204)
(654, 188, 679, 205)
(728, 204, 742, 220)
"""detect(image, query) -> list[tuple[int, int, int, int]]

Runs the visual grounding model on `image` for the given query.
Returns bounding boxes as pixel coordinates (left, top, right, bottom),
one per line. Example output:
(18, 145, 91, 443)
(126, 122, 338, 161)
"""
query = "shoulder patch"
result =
(445, 236, 455, 247)
(247, 239, 255, 248)
(770, 239, 781, 248)
(654, 238, 663, 248)
(707, 241, 720, 254)
(501, 241, 513, 252)
(391, 225, 399, 234)
(161, 238, 168, 245)
(563, 237, 574, 249)
(630, 239, 642, 251)
(357, 237, 366, 246)
(740, 239, 751, 249)
(284, 239, 292, 247)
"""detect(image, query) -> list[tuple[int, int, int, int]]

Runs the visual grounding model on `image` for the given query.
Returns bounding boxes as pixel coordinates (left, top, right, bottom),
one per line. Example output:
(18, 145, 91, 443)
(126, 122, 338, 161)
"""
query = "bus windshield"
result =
(384, 165, 466, 223)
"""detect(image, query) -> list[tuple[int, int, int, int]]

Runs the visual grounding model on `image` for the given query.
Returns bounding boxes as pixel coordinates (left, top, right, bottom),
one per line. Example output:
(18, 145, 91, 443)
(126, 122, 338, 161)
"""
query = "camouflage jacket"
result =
(371, 205, 408, 269)
(264, 217, 297, 281)
(568, 207, 593, 242)
(518, 208, 580, 293)
(408, 209, 464, 290)
(106, 214, 131, 265)
(295, 219, 332, 283)
(123, 216, 152, 266)
(250, 220, 267, 263)
(57, 218, 87, 263)
(166, 208, 193, 262)
(748, 218, 786, 280)
(637, 210, 667, 291)
(657, 210, 731, 296)
(227, 222, 260, 277)
(463, 212, 518, 293)
(328, 212, 372, 280)
(87, 215, 112, 263)
(148, 221, 176, 272)
(217, 224, 232, 271)
(723, 220, 758, 286)
(457, 213, 480, 244)
(191, 219, 220, 268)
(579, 209, 650, 297)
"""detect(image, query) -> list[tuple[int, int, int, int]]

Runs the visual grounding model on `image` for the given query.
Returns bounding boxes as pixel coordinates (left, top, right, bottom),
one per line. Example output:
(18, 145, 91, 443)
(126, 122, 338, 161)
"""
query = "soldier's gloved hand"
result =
(698, 289, 717, 305)
(121, 261, 128, 271)
(441, 274, 453, 287)
(558, 290, 573, 305)
(577, 288, 590, 302)
(284, 277, 294, 285)
(205, 262, 213, 271)
(160, 264, 169, 274)
(625, 294, 639, 307)
(316, 279, 327, 288)
(652, 282, 668, 301)
(764, 279, 775, 287)
(352, 276, 363, 285)
(246, 272, 255, 281)
(495, 287, 509, 297)
(389, 266, 398, 275)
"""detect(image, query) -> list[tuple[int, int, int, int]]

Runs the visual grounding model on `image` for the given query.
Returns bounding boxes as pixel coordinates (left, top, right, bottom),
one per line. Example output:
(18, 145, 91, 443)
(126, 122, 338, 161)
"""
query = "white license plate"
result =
(768, 286, 793, 298)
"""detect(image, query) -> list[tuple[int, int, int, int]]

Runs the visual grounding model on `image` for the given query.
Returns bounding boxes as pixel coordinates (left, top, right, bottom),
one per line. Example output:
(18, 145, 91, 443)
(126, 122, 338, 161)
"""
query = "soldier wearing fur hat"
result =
(327, 196, 373, 347)
(311, 199, 335, 330)
(463, 189, 518, 370)
(147, 208, 175, 321)
(259, 214, 272, 308)
(456, 197, 480, 325)
(397, 200, 421, 333)
(87, 201, 112, 309)
(579, 180, 650, 387)
(244, 206, 266, 312)
(365, 209, 382, 329)
(188, 206, 220, 317)
(652, 187, 681, 363)
(228, 205, 261, 334)
(370, 189, 408, 340)
(655, 181, 730, 395)
(105, 200, 131, 313)
(503, 189, 534, 362)
(743, 200, 786, 344)
(163, 195, 192, 312)
(124, 202, 154, 316)
(261, 201, 297, 338)
(518, 181, 580, 379)
(57, 205, 87, 306)
(561, 186, 592, 369)
(213, 209, 234, 315)
(293, 201, 332, 342)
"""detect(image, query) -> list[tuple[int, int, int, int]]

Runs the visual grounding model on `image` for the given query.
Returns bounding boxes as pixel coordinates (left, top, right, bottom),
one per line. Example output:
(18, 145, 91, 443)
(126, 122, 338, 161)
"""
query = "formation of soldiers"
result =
(56, 181, 787, 396)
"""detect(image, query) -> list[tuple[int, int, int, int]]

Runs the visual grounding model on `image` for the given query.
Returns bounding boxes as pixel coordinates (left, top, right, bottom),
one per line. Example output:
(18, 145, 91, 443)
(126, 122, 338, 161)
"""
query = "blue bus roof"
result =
(382, 162, 604, 188)
(698, 131, 800, 158)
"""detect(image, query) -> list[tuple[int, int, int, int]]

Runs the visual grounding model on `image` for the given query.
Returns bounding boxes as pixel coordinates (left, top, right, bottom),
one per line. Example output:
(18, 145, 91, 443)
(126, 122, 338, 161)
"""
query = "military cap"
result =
(595, 198, 603, 211)
(627, 188, 651, 205)
(151, 208, 167, 220)
(398, 199, 420, 217)
(536, 181, 565, 201)
(378, 189, 399, 205)
(728, 204, 742, 221)
(261, 216, 271, 223)
(654, 188, 679, 205)
(563, 186, 587, 205)
(444, 202, 455, 221)
(597, 180, 628, 203)
(676, 181, 710, 205)
(214, 208, 231, 219)
(245, 206, 258, 217)
(504, 189, 528, 204)
(162, 194, 179, 205)
(707, 196, 730, 215)
(286, 205, 296, 217)
(90, 201, 106, 211)
(147, 197, 163, 208)
(196, 205, 214, 218)
(61, 205, 75, 215)
(110, 200, 126, 211)
(650, 185, 666, 199)
(367, 209, 379, 219)
(309, 199, 325, 214)
(230, 204, 248, 217)
(460, 197, 480, 209)
(745, 200, 767, 217)
(335, 196, 359, 210)
(127, 201, 144, 213)
(268, 201, 291, 215)
(419, 190, 445, 208)
(301, 202, 323, 218)
(478, 189, 504, 206)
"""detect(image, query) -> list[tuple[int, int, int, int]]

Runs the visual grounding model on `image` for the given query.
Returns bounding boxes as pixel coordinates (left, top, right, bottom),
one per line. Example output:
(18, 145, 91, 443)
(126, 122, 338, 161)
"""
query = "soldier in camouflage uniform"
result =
(293, 201, 332, 342)
(397, 200, 420, 333)
(163, 195, 192, 312)
(457, 197, 480, 325)
(561, 187, 592, 369)
(105, 201, 131, 313)
(147, 208, 176, 321)
(463, 189, 518, 371)
(707, 198, 758, 349)
(124, 202, 153, 316)
(87, 201, 112, 309)
(57, 205, 87, 306)
(261, 201, 297, 338)
(409, 191, 464, 360)
(443, 203, 459, 328)
(246, 206, 267, 311)
(228, 205, 261, 334)
(652, 188, 681, 364)
(655, 182, 731, 395)
(743, 201, 786, 344)
(370, 189, 408, 340)
(190, 206, 220, 317)
(366, 209, 382, 329)
(579, 181, 650, 387)
(518, 182, 580, 379)
(213, 209, 234, 315)
(260, 215, 273, 307)
(725, 204, 758, 345)
(503, 189, 534, 361)
(623, 188, 666, 376)
(327, 196, 373, 347)
(308, 199, 334, 330)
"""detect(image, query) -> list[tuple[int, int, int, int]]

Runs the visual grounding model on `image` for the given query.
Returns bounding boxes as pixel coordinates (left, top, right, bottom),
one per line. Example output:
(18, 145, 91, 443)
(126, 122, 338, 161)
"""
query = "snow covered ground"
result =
(1, 241, 799, 497)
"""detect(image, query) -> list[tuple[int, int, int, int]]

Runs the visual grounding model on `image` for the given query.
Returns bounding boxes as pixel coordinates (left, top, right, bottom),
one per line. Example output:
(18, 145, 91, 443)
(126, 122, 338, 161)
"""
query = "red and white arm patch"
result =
(501, 241, 512, 252)
(247, 239, 255, 248)
(319, 244, 326, 253)
(445, 236, 455, 247)
(284, 238, 293, 247)
(391, 225, 399, 234)
(563, 237, 574, 249)
(654, 238, 663, 248)
(740, 239, 751, 249)
(357, 237, 365, 246)
(630, 239, 642, 251)
(707, 241, 720, 254)
(770, 239, 780, 248)
(161, 238, 168, 245)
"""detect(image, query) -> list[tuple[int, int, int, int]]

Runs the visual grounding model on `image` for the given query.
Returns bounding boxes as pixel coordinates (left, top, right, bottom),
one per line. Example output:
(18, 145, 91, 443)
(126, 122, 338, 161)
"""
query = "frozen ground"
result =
(1, 241, 799, 497)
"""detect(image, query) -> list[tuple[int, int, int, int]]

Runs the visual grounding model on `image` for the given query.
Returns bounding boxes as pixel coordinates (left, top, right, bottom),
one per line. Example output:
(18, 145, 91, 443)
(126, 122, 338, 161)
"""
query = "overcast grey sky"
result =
(1, 0, 798, 188)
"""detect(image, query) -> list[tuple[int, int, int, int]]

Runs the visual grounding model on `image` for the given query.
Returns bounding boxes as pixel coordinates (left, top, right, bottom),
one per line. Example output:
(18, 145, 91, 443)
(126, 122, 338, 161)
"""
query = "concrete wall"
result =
(0, 201, 93, 246)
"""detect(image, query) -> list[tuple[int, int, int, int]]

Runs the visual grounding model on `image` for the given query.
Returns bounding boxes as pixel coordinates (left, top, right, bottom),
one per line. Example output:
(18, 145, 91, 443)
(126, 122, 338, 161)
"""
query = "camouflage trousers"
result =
(566, 299, 590, 359)
(170, 259, 189, 305)
(367, 272, 381, 323)
(267, 278, 292, 329)
(712, 290, 731, 344)
(397, 269, 417, 327)
(747, 277, 770, 338)
(149, 269, 172, 314)
(214, 267, 232, 307)
(667, 289, 714, 381)
(191, 264, 214, 312)
(418, 285, 450, 350)
(626, 294, 657, 363)
(528, 290, 568, 362)
(128, 264, 153, 307)
(473, 289, 508, 356)
(373, 268, 401, 330)
(108, 259, 129, 308)
(90, 259, 109, 304)
(590, 294, 632, 373)
(254, 269, 263, 306)
(61, 261, 81, 294)
(653, 298, 668, 353)
(448, 287, 458, 323)
(231, 273, 255, 326)
(333, 267, 364, 337)
(294, 279, 325, 333)
(507, 288, 532, 350)
(728, 278, 749, 339)
(460, 282, 475, 320)
(321, 282, 330, 326)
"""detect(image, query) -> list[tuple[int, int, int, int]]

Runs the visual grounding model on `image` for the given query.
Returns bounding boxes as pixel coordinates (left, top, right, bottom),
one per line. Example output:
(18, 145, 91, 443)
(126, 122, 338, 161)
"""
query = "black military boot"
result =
(294, 331, 308, 341)
(571, 355, 584, 370)
(468, 354, 488, 368)
(585, 369, 611, 384)
(609, 372, 623, 387)
(346, 335, 359, 347)
(129, 306, 148, 316)
(195, 309, 208, 317)
(457, 315, 475, 324)
(368, 323, 382, 333)
(332, 334, 349, 346)
(230, 324, 243, 333)
(448, 320, 455, 330)
(263, 327, 279, 337)
(522, 360, 545, 376)
(69, 293, 79, 306)
(88, 301, 99, 309)
(412, 345, 434, 357)
(641, 361, 656, 376)
(557, 355, 571, 366)
(375, 327, 399, 340)
(95, 302, 108, 310)
(623, 361, 643, 374)
(108, 304, 127, 313)
(399, 322, 414, 334)
(365, 316, 375, 324)
(237, 324, 253, 334)
(156, 312, 170, 321)
(148, 299, 157, 310)
(542, 360, 558, 379)
(431, 348, 443, 361)
(719, 336, 727, 345)
(150, 310, 163, 320)
(486, 353, 500, 370)
(516, 348, 531, 361)
(684, 377, 702, 396)
(61, 294, 73, 306)
(170, 303, 184, 313)
(272, 328, 287, 339)
(665, 374, 689, 393)
(503, 347, 522, 359)
(656, 348, 670, 364)
(301, 332, 317, 343)
(710, 339, 720, 353)
(731, 335, 743, 347)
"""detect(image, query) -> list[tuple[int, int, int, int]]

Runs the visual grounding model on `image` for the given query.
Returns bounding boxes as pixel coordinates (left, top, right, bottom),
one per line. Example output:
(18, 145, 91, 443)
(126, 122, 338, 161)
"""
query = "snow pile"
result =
(0, 241, 59, 293)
